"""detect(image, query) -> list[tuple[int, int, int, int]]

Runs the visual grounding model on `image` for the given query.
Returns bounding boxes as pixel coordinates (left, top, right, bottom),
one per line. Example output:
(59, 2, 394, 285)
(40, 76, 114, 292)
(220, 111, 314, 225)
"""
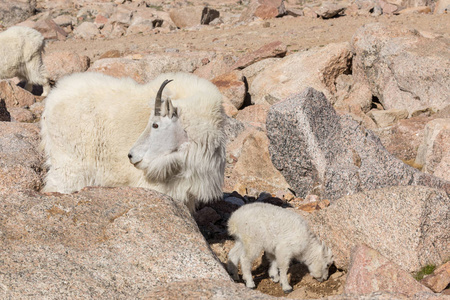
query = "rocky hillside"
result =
(0, 0, 449, 299)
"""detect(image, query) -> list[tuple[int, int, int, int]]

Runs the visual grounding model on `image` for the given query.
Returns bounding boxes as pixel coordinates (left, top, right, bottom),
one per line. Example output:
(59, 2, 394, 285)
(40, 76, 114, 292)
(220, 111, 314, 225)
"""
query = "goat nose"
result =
(128, 151, 142, 165)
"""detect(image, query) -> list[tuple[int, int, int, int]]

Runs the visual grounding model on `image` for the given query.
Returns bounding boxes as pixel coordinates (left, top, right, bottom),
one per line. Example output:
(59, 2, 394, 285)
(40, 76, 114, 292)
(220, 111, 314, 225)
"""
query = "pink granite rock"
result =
(33, 19, 68, 40)
(44, 51, 90, 81)
(345, 245, 432, 296)
(304, 186, 450, 272)
(231, 41, 287, 70)
(0, 187, 231, 298)
(0, 80, 36, 108)
(212, 70, 246, 110)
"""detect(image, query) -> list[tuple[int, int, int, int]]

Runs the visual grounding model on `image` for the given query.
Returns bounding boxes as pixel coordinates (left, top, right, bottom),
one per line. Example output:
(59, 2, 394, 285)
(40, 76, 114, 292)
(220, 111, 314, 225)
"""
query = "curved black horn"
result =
(154, 79, 173, 116)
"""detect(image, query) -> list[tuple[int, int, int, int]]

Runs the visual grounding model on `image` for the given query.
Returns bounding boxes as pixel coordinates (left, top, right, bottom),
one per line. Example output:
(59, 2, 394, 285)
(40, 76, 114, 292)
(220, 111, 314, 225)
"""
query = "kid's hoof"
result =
(283, 288, 293, 294)
(246, 283, 256, 289)
(270, 276, 279, 283)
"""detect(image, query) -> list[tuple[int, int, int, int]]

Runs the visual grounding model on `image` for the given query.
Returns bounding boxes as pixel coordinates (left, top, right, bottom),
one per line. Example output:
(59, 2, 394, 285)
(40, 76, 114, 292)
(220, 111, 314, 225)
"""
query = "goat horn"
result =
(154, 79, 173, 116)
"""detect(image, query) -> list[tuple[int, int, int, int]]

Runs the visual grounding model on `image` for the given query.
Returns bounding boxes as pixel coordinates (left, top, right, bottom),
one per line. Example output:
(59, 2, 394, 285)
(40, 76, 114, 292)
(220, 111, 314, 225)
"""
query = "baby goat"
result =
(227, 202, 333, 293)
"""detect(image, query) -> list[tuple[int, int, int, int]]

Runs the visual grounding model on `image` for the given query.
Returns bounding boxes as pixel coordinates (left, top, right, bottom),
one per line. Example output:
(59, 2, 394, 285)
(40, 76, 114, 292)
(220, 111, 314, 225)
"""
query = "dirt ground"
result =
(209, 238, 345, 298)
(46, 13, 450, 64)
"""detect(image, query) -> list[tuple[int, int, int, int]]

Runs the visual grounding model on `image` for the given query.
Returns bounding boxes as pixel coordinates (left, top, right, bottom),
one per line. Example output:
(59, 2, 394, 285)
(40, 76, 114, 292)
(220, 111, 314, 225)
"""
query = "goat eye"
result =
(152, 123, 159, 129)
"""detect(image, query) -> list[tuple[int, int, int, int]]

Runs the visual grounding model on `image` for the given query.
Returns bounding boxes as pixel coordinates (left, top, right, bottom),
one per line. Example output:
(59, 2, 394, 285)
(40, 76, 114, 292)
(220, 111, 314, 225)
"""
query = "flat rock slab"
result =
(304, 186, 450, 272)
(0, 187, 230, 298)
(266, 87, 450, 200)
(345, 245, 432, 296)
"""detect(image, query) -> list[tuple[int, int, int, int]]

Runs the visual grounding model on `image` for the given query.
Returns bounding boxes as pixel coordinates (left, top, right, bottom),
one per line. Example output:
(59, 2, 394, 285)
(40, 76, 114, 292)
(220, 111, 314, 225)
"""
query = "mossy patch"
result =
(414, 264, 436, 281)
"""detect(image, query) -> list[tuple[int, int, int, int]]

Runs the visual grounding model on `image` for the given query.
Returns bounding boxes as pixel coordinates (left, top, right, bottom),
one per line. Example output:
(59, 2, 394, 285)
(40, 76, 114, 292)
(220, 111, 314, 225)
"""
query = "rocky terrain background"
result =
(0, 0, 449, 299)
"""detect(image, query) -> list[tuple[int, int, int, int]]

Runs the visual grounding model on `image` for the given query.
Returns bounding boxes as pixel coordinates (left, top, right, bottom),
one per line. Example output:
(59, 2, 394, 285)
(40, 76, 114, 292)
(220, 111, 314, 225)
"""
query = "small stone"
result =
(317, 199, 330, 209)
(99, 50, 122, 59)
(232, 183, 247, 197)
(0, 99, 11, 121)
(367, 108, 409, 127)
(224, 197, 245, 206)
(297, 202, 319, 212)
(195, 207, 221, 226)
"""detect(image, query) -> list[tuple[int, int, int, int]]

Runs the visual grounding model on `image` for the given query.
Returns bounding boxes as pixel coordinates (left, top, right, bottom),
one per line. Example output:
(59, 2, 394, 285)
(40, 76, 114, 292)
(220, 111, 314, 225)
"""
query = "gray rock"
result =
(0, 0, 36, 27)
(0, 187, 231, 298)
(351, 23, 450, 116)
(266, 88, 450, 200)
(201, 7, 220, 25)
(223, 115, 247, 142)
(303, 186, 450, 272)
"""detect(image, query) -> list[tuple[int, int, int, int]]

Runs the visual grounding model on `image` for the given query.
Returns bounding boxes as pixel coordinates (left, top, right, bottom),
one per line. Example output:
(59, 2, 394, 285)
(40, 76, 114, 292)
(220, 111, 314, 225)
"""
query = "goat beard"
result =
(143, 152, 184, 183)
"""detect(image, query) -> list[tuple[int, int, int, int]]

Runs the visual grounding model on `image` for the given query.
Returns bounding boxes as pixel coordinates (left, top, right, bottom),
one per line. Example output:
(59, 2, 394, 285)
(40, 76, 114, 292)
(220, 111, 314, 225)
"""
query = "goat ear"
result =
(168, 99, 177, 118)
(161, 98, 169, 117)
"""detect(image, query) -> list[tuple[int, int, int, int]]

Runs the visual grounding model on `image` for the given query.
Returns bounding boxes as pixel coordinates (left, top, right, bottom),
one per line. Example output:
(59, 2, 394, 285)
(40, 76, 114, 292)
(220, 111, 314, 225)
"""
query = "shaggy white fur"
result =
(40, 72, 226, 212)
(0, 26, 50, 96)
(227, 202, 333, 293)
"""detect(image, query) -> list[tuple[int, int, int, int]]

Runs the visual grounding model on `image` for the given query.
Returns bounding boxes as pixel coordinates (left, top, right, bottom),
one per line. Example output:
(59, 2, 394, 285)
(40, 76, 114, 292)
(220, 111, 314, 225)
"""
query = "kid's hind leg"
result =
(227, 240, 244, 281)
(240, 243, 262, 289)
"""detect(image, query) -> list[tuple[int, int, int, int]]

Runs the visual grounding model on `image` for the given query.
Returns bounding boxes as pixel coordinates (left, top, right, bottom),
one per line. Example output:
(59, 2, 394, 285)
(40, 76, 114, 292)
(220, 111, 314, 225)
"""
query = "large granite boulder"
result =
(266, 87, 450, 200)
(303, 186, 449, 272)
(0, 187, 232, 298)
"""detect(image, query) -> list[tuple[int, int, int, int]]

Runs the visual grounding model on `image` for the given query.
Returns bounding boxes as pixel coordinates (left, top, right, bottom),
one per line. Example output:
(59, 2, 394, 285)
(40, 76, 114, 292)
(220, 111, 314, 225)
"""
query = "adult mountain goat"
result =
(41, 72, 226, 212)
(0, 26, 50, 96)
(227, 203, 334, 293)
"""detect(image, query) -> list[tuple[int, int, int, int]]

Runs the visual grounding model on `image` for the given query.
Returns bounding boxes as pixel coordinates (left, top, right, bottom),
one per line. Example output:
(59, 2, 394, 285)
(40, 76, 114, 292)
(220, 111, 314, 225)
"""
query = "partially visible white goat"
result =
(0, 26, 50, 96)
(227, 202, 334, 293)
(41, 72, 226, 212)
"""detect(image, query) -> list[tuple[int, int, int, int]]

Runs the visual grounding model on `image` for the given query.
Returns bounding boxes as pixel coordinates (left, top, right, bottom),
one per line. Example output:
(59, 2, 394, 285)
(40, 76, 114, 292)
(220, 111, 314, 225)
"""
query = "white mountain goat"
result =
(40, 72, 226, 212)
(227, 202, 334, 293)
(0, 26, 50, 96)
